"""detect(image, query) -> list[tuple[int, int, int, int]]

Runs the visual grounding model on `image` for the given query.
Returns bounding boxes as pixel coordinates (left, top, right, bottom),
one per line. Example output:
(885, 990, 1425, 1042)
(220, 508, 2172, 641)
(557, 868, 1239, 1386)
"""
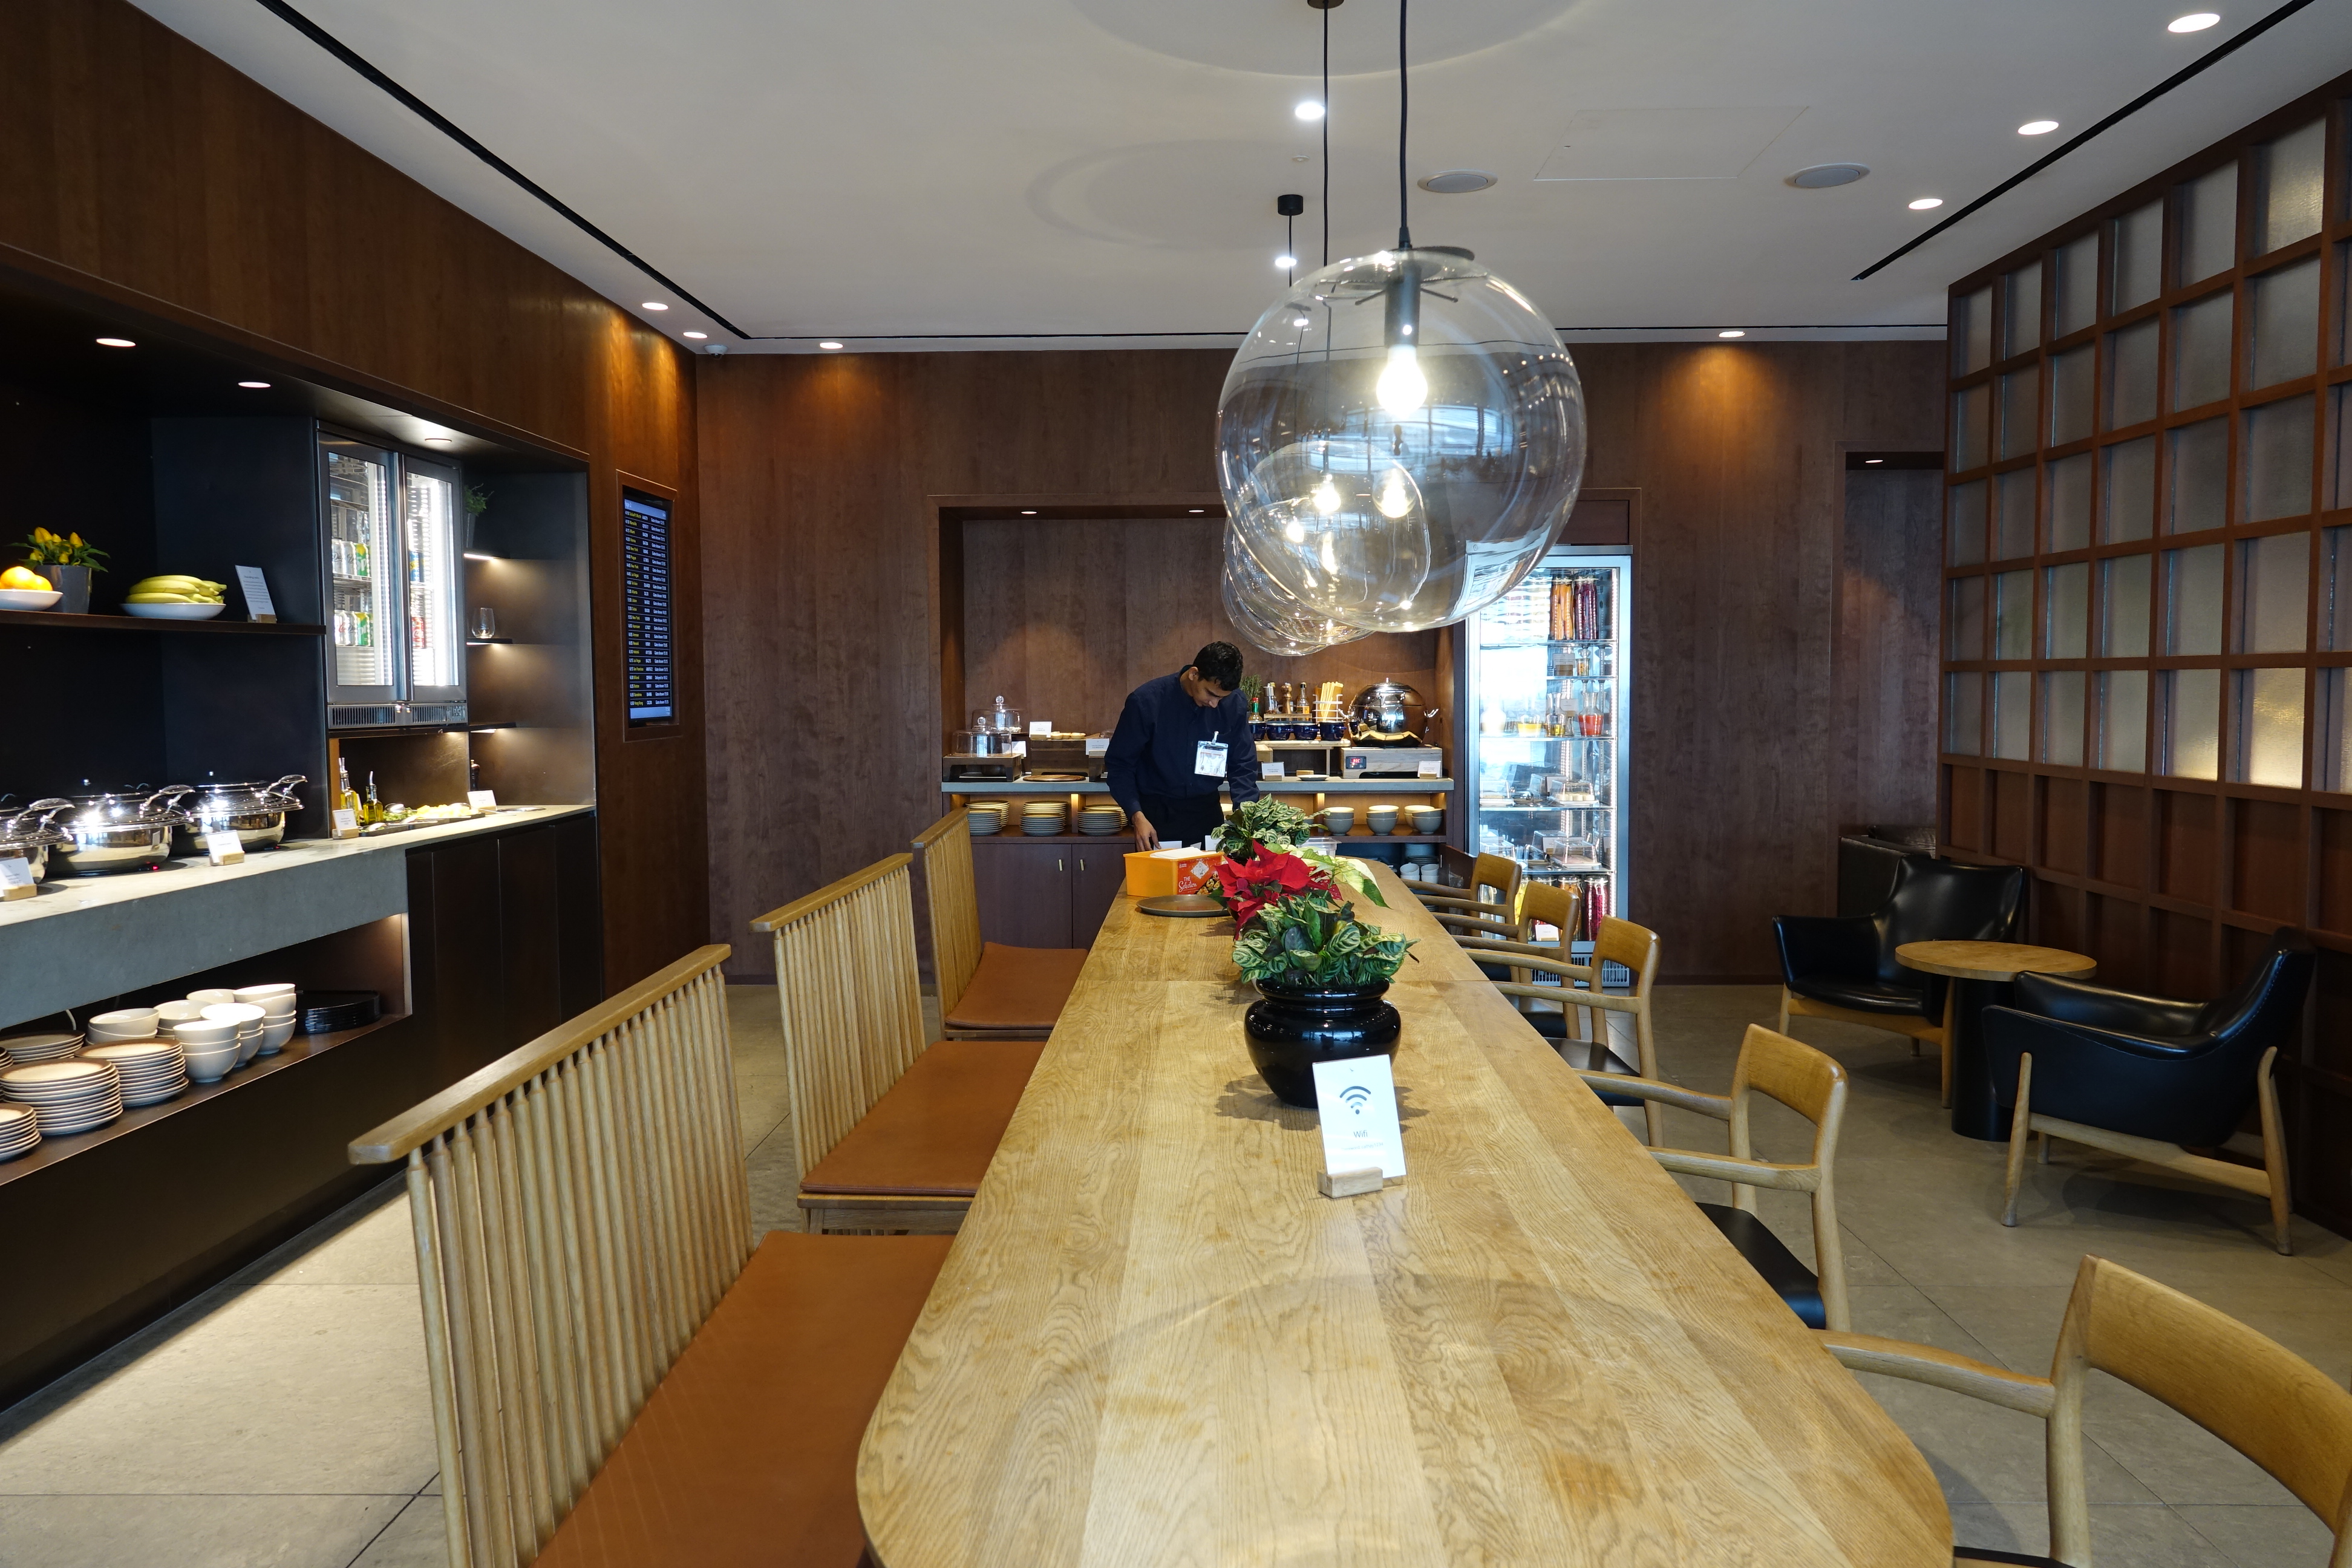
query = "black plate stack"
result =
(299, 990, 381, 1035)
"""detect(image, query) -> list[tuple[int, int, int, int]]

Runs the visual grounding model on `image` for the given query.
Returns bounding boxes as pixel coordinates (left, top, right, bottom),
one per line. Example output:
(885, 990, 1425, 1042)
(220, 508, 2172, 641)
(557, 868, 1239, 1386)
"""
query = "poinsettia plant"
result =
(1214, 847, 1330, 930)
(1210, 797, 1388, 908)
(1231, 886, 1416, 987)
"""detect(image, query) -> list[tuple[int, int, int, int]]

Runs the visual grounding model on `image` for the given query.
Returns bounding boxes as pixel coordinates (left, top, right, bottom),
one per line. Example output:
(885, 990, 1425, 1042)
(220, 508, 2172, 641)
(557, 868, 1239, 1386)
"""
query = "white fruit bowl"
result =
(0, 589, 62, 610)
(123, 601, 226, 620)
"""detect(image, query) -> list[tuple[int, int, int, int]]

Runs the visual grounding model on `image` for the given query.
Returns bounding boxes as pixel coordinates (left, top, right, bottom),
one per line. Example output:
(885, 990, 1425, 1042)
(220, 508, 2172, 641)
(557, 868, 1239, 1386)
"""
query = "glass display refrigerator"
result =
(320, 431, 465, 728)
(1462, 550, 1630, 954)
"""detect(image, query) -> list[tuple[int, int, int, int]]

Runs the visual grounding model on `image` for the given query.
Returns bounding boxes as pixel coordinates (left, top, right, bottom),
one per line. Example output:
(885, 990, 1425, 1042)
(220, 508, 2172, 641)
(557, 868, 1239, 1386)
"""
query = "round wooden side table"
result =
(1895, 941, 2097, 1140)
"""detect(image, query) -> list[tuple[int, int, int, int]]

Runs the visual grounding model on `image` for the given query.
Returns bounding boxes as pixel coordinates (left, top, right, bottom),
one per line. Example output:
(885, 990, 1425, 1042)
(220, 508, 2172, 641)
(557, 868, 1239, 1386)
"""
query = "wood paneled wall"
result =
(959, 514, 1439, 736)
(0, 0, 707, 991)
(699, 340, 1945, 981)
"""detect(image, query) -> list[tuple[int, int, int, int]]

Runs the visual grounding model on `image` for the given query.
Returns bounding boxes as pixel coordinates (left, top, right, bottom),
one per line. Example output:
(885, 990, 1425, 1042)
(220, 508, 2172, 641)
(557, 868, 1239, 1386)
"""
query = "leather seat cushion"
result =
(1955, 1553, 2063, 1566)
(945, 941, 1087, 1031)
(1785, 975, 1930, 1018)
(800, 1040, 1043, 1196)
(535, 1231, 950, 1568)
(1521, 1013, 1644, 1104)
(1697, 1203, 1825, 1330)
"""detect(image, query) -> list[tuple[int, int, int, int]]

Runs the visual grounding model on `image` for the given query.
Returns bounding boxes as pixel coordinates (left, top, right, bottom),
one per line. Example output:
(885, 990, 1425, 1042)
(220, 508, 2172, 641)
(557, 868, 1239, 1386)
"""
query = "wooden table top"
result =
(1895, 939, 2098, 982)
(858, 864, 1952, 1567)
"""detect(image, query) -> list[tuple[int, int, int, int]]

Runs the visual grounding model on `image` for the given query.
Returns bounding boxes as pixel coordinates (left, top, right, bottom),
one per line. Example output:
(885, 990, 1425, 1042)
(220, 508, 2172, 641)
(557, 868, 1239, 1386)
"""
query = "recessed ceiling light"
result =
(2168, 11, 2220, 31)
(1718, 330, 1746, 339)
(1292, 155, 1310, 163)
(1189, 508, 1205, 514)
(1908, 197, 1944, 211)
(1786, 163, 1869, 189)
(682, 330, 708, 340)
(237, 380, 270, 389)
(1295, 100, 1324, 122)
(424, 437, 455, 446)
(1021, 509, 1037, 515)
(2018, 119, 2060, 136)
(818, 340, 844, 351)
(641, 301, 668, 311)
(95, 336, 135, 348)
(1275, 253, 1298, 269)
(1864, 457, 1885, 465)
(1419, 169, 1498, 195)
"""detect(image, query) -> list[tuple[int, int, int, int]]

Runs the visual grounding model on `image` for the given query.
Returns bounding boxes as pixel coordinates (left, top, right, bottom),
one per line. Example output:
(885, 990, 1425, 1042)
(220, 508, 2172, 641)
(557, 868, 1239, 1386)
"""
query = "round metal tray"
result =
(1137, 894, 1227, 918)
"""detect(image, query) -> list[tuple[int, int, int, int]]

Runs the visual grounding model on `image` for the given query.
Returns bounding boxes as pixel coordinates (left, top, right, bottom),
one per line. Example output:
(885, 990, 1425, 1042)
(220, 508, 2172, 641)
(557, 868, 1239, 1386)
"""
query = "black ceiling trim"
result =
(768, 322, 1945, 343)
(249, 0, 750, 337)
(1852, 0, 2319, 282)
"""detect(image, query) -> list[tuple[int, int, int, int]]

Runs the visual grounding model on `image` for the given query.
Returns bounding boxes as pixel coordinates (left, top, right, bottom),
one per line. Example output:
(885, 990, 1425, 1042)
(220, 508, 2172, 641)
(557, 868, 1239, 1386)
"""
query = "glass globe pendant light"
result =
(1215, 0, 1586, 634)
(1221, 524, 1369, 657)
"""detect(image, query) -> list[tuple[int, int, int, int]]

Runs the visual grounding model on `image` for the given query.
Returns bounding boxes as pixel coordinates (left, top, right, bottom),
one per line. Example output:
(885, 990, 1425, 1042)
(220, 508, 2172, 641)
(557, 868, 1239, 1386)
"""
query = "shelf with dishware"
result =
(0, 609, 327, 636)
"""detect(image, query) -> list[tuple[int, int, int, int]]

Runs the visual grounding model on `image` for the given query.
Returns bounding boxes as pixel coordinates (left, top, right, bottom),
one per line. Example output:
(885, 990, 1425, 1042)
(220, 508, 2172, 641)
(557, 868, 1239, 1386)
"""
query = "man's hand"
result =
(1131, 812, 1158, 852)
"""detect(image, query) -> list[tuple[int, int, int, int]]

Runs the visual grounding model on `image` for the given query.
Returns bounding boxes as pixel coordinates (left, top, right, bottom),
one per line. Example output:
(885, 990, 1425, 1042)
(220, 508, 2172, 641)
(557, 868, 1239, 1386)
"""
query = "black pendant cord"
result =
(1395, 0, 1411, 251)
(1321, 2, 1331, 266)
(1286, 213, 1297, 286)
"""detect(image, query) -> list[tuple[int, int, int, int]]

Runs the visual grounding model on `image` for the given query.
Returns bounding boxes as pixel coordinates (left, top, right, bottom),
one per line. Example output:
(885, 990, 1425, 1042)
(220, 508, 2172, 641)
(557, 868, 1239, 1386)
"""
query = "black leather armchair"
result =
(1982, 930, 2313, 1254)
(1772, 858, 2025, 1104)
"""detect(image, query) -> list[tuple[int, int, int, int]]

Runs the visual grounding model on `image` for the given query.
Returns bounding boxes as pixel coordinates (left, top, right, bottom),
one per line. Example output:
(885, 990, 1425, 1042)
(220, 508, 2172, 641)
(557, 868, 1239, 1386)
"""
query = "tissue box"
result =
(1123, 847, 1224, 898)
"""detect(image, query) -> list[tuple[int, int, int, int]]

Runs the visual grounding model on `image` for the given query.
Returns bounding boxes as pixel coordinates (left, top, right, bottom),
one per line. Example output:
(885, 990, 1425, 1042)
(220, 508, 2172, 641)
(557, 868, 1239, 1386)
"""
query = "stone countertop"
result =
(0, 805, 592, 1031)
(940, 779, 1453, 795)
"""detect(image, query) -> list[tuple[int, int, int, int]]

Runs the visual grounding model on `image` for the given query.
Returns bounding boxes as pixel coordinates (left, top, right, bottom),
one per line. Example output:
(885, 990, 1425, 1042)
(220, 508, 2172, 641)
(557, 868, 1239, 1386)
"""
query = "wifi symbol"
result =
(1338, 1084, 1373, 1114)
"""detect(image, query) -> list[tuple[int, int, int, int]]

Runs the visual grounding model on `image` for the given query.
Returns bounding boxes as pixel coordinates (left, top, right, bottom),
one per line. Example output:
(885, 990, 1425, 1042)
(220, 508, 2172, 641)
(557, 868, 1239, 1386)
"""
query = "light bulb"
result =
(1311, 475, 1341, 515)
(1376, 344, 1427, 417)
(1376, 465, 1414, 518)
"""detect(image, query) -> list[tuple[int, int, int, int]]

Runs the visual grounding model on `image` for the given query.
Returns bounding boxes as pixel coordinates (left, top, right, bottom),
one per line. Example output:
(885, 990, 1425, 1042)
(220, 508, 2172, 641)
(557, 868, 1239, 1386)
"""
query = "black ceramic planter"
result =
(1243, 979, 1400, 1108)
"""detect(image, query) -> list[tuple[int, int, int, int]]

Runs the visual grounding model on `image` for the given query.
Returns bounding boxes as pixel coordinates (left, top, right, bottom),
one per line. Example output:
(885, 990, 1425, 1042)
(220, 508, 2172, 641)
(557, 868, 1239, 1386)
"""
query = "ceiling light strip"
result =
(246, 0, 747, 336)
(1851, 0, 2318, 281)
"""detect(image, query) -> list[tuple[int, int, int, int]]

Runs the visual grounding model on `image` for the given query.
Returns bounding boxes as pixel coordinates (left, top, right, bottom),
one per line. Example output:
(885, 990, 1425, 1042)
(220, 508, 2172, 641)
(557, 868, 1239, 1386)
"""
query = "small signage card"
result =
(1262, 760, 1285, 778)
(204, 829, 246, 866)
(1028, 720, 1051, 737)
(331, 808, 361, 839)
(1417, 758, 1442, 777)
(0, 855, 34, 900)
(467, 789, 497, 811)
(234, 565, 276, 623)
(1084, 737, 1109, 757)
(1313, 1055, 1407, 1191)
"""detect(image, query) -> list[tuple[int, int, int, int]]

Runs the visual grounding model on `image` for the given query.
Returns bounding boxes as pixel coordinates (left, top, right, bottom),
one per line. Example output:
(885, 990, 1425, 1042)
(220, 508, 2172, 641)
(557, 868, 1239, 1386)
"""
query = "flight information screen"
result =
(622, 490, 675, 724)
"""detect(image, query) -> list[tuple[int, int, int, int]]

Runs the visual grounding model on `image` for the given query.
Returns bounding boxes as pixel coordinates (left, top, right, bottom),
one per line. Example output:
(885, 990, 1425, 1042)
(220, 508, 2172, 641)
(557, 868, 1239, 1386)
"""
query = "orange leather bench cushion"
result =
(799, 1040, 1045, 1196)
(535, 1231, 949, 1568)
(943, 941, 1087, 1032)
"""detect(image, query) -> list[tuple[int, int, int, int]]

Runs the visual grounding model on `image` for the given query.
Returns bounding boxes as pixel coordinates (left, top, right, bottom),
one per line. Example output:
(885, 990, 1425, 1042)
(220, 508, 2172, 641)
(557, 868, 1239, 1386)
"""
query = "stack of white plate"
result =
(83, 1042, 188, 1108)
(1076, 805, 1126, 835)
(87, 1008, 160, 1045)
(967, 806, 1005, 836)
(3, 1031, 85, 1065)
(1022, 802, 1068, 836)
(0, 1105, 38, 1162)
(1, 1060, 123, 1135)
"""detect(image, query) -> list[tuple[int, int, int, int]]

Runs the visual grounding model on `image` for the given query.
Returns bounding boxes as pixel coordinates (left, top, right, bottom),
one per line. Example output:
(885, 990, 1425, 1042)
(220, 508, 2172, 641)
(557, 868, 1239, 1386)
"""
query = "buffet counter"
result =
(938, 779, 1452, 796)
(0, 806, 593, 1033)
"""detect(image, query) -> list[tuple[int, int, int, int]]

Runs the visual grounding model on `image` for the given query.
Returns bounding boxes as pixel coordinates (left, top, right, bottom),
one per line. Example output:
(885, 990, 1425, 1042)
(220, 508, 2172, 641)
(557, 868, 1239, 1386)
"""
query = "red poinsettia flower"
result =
(1214, 846, 1330, 929)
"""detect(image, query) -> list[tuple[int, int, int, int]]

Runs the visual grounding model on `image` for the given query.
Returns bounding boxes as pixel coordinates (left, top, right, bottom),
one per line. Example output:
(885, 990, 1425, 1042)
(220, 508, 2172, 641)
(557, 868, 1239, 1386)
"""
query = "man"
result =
(1104, 641, 1261, 852)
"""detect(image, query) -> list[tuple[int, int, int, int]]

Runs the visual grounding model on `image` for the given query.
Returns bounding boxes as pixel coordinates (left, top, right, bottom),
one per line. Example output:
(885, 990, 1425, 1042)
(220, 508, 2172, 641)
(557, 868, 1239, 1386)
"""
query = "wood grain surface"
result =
(857, 863, 1952, 1567)
(1893, 940, 2097, 981)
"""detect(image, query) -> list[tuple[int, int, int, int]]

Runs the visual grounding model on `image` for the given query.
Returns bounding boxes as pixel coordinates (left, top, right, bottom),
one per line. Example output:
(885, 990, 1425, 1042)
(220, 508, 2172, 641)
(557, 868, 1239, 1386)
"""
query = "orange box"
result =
(1123, 848, 1223, 898)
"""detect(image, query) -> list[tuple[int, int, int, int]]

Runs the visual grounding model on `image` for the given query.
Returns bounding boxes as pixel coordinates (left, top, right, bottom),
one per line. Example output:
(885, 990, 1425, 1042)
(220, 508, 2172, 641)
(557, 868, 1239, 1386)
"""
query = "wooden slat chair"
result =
(1821, 1255, 2352, 1567)
(914, 809, 1087, 1039)
(1574, 1024, 1851, 1330)
(754, 852, 1042, 1234)
(1465, 909, 1667, 1147)
(1411, 851, 1526, 947)
(350, 945, 953, 1568)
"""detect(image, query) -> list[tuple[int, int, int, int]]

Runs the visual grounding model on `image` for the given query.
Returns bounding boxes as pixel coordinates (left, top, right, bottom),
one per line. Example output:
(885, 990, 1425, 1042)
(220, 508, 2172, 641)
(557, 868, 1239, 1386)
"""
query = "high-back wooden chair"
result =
(1412, 852, 1526, 944)
(1822, 1255, 2352, 1567)
(1463, 906, 1670, 1148)
(1575, 1024, 1851, 1330)
(913, 809, 1086, 1040)
(755, 853, 1042, 1233)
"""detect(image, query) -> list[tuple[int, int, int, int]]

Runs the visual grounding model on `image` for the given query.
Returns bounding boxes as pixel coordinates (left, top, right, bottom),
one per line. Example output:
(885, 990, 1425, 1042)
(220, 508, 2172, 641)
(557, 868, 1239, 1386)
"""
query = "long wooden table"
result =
(858, 866, 1950, 1565)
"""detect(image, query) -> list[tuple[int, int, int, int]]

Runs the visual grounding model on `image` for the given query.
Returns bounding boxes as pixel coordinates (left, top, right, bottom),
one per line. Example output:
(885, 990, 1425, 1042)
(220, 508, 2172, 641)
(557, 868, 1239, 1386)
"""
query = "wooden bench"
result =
(350, 944, 947, 1567)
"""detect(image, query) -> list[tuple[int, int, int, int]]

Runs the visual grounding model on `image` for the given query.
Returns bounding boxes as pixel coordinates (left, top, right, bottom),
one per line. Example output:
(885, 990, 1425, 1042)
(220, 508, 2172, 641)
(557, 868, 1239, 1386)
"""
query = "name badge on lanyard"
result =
(1194, 740, 1229, 778)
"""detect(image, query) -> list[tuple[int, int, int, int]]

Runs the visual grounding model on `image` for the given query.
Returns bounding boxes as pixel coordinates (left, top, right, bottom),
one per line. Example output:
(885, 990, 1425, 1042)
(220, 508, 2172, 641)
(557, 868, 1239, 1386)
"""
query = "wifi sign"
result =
(1338, 1084, 1374, 1115)
(1310, 1056, 1406, 1182)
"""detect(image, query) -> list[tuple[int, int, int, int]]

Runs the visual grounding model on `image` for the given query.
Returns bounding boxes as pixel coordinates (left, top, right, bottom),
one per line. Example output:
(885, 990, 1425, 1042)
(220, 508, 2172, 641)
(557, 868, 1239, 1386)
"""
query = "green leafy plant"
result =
(17, 527, 108, 572)
(1240, 673, 1266, 710)
(1211, 797, 1387, 907)
(1232, 886, 1416, 987)
(463, 484, 493, 517)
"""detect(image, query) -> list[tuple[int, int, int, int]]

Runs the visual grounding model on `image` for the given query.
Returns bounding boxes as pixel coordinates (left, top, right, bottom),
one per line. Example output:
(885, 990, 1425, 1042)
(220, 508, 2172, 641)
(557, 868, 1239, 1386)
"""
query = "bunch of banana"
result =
(125, 574, 227, 605)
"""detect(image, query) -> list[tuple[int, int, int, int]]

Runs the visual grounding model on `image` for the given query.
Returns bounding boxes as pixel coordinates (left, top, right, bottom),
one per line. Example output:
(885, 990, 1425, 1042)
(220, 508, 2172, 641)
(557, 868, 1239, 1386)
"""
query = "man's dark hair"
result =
(1191, 641, 1244, 693)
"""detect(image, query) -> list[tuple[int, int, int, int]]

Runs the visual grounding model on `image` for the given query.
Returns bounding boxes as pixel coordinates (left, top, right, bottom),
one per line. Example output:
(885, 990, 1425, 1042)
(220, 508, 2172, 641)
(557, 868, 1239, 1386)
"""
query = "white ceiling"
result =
(129, 0, 2352, 353)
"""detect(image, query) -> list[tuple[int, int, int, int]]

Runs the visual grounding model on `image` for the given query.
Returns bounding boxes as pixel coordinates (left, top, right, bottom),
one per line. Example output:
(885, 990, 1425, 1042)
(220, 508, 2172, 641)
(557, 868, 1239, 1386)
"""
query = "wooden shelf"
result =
(0, 610, 325, 636)
(0, 1012, 407, 1191)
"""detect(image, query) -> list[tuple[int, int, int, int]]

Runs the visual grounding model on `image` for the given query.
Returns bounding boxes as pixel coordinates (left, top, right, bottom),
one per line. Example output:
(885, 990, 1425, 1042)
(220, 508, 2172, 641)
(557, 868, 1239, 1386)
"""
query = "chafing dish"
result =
(1351, 678, 1441, 745)
(35, 789, 190, 875)
(162, 776, 307, 856)
(0, 803, 70, 884)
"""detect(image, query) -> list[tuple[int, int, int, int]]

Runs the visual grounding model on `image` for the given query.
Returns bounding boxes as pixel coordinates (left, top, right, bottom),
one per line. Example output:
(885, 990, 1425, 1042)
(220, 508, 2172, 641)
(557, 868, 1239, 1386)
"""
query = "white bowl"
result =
(88, 1007, 159, 1031)
(122, 601, 226, 621)
(258, 1018, 296, 1054)
(182, 1047, 238, 1083)
(234, 984, 296, 1008)
(188, 989, 238, 1007)
(235, 1024, 261, 1064)
(0, 589, 62, 610)
(167, 1019, 239, 1049)
(86, 1028, 160, 1047)
(154, 1001, 207, 1024)
(200, 1003, 266, 1026)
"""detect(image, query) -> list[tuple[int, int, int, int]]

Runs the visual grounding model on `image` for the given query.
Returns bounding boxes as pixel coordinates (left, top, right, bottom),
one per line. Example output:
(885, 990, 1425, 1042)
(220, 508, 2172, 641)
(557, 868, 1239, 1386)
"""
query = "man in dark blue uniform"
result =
(1104, 641, 1261, 851)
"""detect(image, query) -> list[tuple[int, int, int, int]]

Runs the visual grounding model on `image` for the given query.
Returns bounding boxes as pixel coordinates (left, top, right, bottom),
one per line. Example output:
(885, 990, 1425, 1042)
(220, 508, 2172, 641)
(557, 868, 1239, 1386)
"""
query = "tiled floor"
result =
(0, 984, 2341, 1565)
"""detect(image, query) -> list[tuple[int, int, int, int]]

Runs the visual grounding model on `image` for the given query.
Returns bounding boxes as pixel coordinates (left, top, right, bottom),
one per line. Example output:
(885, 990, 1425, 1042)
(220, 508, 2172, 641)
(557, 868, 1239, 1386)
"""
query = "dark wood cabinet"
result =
(974, 837, 1134, 949)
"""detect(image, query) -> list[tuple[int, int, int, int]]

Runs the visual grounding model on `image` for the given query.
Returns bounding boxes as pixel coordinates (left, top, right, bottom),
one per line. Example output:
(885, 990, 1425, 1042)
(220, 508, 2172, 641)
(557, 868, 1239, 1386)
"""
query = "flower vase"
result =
(46, 565, 90, 614)
(1243, 980, 1400, 1108)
